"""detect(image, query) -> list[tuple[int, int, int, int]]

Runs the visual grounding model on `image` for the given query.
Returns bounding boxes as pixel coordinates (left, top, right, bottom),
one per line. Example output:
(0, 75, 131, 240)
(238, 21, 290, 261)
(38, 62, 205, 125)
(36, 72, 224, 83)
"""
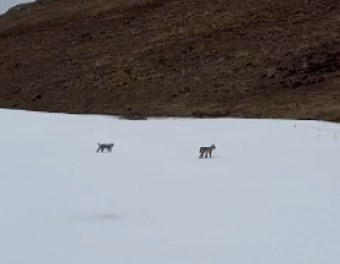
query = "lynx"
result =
(199, 144, 216, 159)
(96, 143, 114, 153)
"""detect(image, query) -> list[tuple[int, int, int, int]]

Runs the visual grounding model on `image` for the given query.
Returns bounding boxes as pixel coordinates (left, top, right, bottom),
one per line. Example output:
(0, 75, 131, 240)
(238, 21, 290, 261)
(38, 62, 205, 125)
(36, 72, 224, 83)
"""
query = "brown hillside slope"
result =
(0, 0, 339, 120)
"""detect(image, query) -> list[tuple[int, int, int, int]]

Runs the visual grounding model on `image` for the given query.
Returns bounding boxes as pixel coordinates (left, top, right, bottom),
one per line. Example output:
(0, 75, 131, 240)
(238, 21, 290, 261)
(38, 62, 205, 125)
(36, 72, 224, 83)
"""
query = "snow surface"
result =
(0, 109, 339, 264)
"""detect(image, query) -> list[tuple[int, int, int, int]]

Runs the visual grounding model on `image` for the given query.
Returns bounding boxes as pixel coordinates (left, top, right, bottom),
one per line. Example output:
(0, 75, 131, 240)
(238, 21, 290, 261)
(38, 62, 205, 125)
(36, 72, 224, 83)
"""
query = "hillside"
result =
(0, 0, 339, 120)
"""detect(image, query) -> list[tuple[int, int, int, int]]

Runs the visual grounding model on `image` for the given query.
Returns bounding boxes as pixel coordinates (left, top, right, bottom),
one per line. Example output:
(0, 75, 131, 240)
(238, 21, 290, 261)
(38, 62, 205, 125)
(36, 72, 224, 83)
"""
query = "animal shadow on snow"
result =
(67, 213, 120, 222)
(197, 155, 221, 160)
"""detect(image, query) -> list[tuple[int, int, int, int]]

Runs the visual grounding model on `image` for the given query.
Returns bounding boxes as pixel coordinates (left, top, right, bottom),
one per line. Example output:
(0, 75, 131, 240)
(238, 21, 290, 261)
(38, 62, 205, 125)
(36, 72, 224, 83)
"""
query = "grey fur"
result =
(96, 143, 114, 153)
(199, 144, 216, 159)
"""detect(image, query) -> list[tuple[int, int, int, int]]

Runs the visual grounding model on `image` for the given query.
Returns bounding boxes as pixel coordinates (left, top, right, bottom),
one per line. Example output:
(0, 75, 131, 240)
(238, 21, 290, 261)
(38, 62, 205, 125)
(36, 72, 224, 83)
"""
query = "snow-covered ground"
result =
(0, 109, 339, 264)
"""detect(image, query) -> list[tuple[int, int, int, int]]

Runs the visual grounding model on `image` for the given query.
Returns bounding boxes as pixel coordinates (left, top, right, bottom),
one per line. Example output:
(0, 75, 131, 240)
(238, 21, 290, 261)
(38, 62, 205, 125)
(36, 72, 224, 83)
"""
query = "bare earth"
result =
(0, 0, 339, 120)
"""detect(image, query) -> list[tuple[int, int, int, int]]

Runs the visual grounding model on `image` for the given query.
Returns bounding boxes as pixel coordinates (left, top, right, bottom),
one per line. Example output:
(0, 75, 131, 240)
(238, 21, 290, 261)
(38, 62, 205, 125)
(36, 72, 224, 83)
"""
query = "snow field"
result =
(0, 109, 339, 264)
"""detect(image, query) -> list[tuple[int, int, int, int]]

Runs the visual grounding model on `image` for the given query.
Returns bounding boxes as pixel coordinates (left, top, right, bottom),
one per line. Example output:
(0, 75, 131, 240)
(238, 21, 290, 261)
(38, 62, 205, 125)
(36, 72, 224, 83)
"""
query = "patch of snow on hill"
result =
(0, 109, 339, 264)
